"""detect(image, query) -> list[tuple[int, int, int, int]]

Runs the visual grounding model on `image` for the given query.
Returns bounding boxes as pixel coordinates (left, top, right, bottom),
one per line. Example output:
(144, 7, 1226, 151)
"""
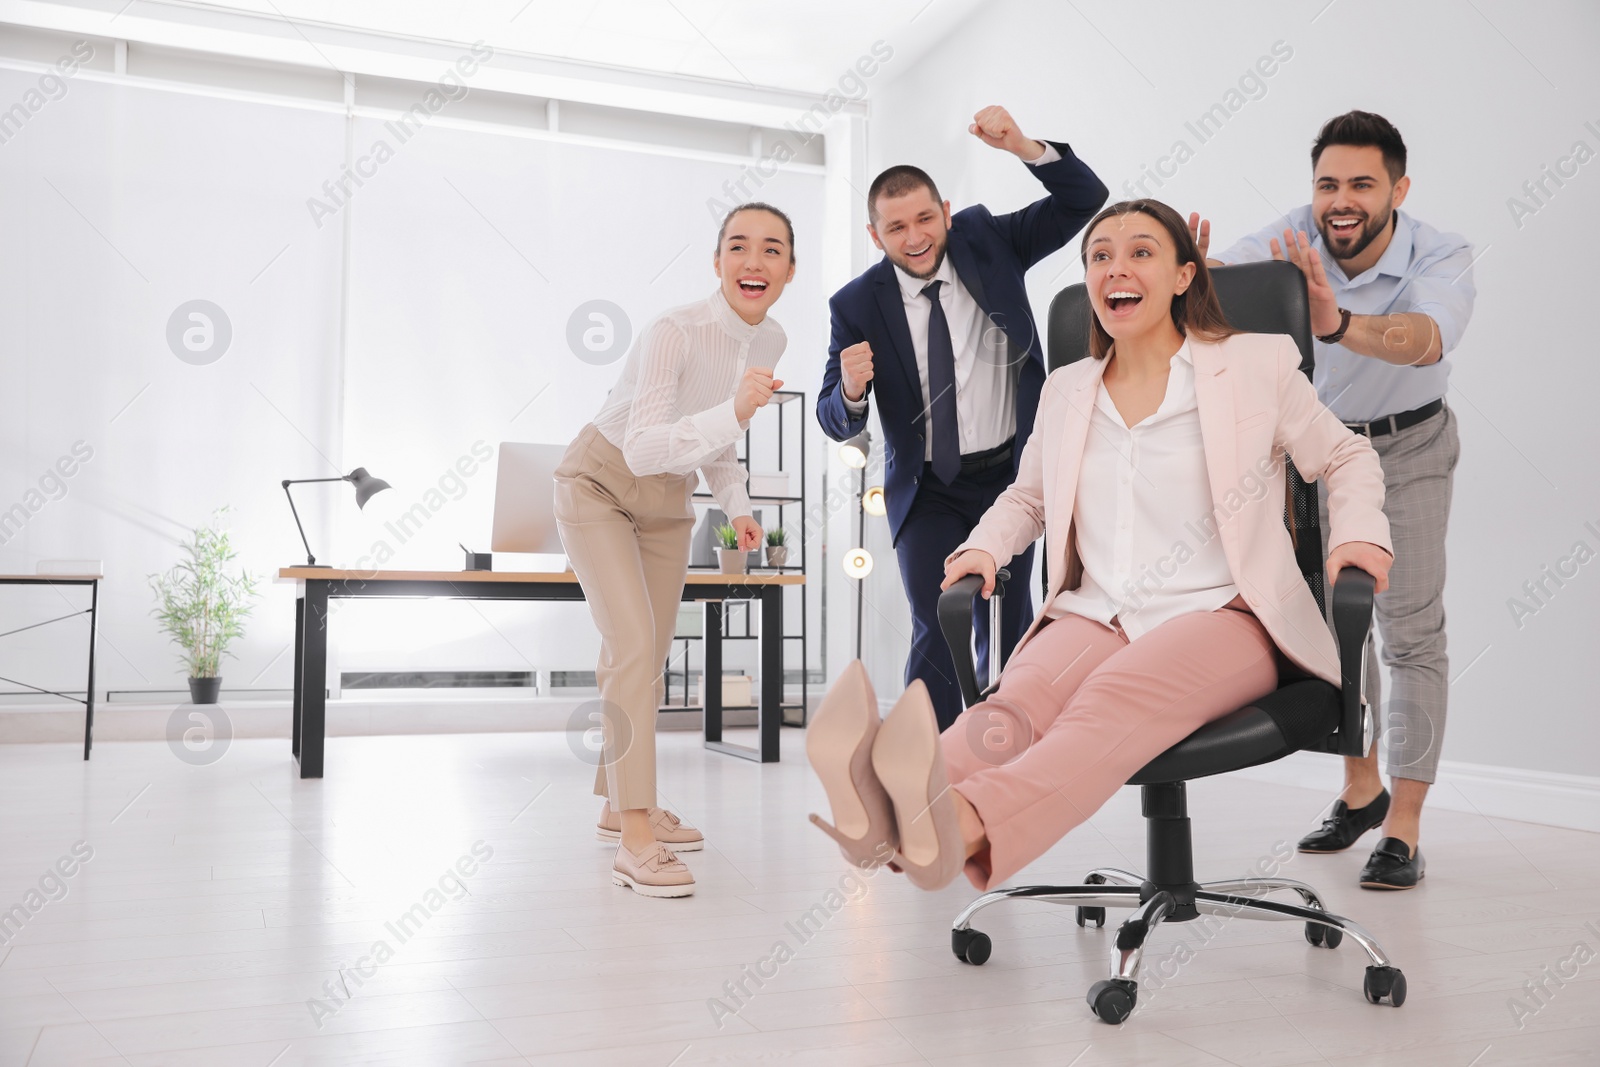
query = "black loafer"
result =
(1297, 790, 1390, 853)
(1360, 837, 1425, 890)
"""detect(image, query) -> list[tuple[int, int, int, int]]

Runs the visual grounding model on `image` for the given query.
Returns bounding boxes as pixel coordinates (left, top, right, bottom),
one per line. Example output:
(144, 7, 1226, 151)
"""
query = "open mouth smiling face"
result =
(1103, 288, 1144, 318)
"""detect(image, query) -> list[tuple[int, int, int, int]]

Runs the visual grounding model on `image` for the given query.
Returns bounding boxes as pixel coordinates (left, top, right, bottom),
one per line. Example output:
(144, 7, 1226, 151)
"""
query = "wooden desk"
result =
(0, 574, 100, 760)
(277, 568, 805, 778)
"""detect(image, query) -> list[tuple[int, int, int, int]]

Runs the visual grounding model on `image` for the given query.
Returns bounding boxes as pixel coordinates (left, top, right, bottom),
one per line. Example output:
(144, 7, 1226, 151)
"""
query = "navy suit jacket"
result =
(817, 141, 1108, 543)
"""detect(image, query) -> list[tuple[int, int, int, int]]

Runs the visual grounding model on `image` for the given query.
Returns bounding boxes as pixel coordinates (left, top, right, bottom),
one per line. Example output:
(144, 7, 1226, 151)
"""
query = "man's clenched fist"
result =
(840, 341, 874, 402)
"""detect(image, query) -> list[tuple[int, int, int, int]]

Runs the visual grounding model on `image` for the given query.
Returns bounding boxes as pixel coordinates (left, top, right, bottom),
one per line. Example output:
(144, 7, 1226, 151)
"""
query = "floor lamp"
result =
(839, 430, 883, 660)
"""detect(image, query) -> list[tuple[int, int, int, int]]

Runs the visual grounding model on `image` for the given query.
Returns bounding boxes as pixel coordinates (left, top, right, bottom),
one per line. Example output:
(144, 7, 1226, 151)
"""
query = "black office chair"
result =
(937, 261, 1405, 1023)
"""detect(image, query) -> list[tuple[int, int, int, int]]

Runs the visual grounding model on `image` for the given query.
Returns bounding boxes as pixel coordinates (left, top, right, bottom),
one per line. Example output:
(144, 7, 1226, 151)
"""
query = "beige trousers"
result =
(553, 423, 697, 811)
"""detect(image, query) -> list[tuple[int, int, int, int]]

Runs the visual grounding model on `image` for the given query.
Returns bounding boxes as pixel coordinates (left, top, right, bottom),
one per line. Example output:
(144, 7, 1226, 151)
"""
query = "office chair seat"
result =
(1128, 680, 1336, 786)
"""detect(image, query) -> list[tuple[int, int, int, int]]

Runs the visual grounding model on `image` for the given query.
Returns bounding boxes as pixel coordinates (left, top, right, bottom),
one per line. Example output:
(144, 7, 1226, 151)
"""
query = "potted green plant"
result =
(149, 509, 260, 704)
(764, 526, 788, 568)
(714, 523, 746, 575)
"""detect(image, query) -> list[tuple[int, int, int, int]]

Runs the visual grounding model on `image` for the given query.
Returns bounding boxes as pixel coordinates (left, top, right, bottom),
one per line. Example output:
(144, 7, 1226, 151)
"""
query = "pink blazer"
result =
(953, 332, 1392, 687)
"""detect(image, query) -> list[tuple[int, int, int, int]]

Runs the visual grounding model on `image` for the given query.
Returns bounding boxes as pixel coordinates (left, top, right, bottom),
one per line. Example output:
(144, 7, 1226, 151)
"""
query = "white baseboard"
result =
(1231, 751, 1600, 834)
(5, 698, 1593, 833)
(0, 694, 760, 745)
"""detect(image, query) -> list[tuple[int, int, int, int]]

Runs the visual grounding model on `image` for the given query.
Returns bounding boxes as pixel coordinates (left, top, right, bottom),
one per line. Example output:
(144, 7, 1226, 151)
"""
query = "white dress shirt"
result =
(844, 143, 1063, 460)
(591, 290, 786, 520)
(1047, 340, 1240, 638)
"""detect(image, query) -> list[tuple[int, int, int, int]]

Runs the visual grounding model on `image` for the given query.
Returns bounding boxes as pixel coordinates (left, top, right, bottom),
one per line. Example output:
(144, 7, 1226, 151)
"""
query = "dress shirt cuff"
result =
(1025, 142, 1062, 167)
(842, 390, 869, 416)
(690, 397, 748, 454)
(716, 484, 753, 524)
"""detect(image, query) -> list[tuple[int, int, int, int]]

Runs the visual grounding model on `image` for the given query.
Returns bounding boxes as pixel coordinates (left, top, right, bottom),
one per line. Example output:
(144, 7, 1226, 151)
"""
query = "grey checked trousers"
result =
(1319, 403, 1460, 784)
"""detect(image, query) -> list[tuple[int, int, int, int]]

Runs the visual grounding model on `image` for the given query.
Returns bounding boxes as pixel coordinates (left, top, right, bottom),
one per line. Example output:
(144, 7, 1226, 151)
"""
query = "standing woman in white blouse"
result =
(555, 204, 794, 898)
(806, 199, 1394, 893)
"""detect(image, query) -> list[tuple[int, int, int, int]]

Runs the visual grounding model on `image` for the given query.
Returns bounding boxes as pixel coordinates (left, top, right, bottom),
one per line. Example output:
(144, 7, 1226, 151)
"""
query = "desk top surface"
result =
(278, 567, 804, 586)
(0, 574, 100, 581)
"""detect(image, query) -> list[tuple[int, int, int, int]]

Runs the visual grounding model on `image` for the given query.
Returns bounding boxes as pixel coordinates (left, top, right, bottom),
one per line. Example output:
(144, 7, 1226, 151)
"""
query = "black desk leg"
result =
(297, 580, 328, 778)
(702, 601, 723, 746)
(758, 587, 780, 763)
(82, 580, 99, 761)
(292, 594, 304, 760)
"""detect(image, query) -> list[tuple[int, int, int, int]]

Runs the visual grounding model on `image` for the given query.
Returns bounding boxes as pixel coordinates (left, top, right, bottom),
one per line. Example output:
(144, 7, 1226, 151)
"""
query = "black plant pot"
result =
(188, 677, 222, 704)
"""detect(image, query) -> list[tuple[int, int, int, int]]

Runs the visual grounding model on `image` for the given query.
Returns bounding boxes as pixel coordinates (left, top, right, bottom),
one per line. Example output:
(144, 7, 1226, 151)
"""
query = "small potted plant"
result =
(715, 523, 746, 575)
(149, 509, 260, 704)
(765, 526, 789, 568)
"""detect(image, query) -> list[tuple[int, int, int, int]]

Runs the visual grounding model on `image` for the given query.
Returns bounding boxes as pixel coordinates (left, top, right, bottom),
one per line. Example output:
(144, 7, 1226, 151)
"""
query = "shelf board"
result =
(660, 702, 805, 712)
(691, 493, 803, 503)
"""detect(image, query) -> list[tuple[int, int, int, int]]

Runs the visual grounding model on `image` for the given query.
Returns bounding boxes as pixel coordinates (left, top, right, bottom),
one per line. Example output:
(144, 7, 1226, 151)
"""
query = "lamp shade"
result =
(839, 430, 870, 469)
(347, 467, 391, 509)
(842, 547, 873, 579)
(862, 485, 886, 517)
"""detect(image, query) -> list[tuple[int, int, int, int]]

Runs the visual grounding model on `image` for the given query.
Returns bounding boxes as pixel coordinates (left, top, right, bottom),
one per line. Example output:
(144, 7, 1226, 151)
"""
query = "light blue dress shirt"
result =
(1215, 207, 1476, 422)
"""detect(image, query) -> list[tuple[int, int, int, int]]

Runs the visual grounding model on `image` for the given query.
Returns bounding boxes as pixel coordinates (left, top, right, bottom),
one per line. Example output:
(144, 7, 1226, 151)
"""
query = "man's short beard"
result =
(893, 236, 947, 280)
(1318, 205, 1392, 262)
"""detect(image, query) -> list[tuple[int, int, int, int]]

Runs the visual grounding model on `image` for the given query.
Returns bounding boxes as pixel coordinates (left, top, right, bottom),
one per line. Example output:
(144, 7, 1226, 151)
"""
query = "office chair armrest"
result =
(1329, 567, 1377, 758)
(936, 568, 1010, 709)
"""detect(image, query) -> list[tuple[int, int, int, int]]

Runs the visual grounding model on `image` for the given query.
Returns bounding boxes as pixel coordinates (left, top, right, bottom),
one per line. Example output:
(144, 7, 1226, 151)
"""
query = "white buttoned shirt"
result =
(592, 290, 786, 520)
(1047, 340, 1241, 637)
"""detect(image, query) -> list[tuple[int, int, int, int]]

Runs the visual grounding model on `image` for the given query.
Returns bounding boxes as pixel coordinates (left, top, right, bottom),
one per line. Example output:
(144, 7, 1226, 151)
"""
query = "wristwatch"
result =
(1317, 307, 1352, 345)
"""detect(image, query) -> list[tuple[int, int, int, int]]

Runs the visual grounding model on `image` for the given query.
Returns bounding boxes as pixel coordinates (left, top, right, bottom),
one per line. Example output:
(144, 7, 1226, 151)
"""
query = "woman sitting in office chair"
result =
(807, 198, 1393, 893)
(555, 202, 794, 898)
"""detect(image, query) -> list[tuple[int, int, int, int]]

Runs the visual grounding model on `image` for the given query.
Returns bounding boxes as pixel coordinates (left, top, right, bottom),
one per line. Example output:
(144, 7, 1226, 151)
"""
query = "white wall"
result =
(861, 0, 1600, 778)
(0, 55, 834, 703)
(0, 67, 346, 699)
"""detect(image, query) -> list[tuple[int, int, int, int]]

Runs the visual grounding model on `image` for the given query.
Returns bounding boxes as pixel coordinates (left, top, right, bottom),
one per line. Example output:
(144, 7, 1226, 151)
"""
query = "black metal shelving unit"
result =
(663, 389, 809, 728)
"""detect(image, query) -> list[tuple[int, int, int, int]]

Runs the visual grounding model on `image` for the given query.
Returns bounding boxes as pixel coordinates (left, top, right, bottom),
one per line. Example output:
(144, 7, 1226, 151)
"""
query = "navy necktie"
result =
(922, 280, 961, 485)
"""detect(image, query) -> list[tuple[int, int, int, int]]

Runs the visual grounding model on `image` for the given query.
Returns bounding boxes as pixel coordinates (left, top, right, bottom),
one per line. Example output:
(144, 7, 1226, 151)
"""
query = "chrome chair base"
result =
(950, 874, 1407, 1023)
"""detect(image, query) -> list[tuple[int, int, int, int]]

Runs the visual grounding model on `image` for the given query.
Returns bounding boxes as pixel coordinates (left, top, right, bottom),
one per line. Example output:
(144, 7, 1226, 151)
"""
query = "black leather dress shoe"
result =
(1297, 790, 1390, 853)
(1360, 837, 1425, 890)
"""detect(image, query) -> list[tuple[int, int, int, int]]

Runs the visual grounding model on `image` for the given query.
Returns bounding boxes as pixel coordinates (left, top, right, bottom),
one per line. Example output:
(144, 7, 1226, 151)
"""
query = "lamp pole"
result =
(855, 465, 866, 661)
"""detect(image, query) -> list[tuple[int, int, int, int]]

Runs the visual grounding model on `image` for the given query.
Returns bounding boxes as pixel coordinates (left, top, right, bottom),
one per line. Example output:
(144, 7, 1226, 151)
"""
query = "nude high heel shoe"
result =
(806, 660, 897, 869)
(872, 680, 965, 891)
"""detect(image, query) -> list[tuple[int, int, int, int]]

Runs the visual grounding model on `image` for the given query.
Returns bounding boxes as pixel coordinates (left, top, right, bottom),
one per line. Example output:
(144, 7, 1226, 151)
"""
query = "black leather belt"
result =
(1343, 398, 1443, 437)
(958, 438, 1014, 475)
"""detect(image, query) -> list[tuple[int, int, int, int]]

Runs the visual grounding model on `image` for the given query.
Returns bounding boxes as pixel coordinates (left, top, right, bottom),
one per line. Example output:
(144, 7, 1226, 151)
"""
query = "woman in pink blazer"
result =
(807, 198, 1394, 893)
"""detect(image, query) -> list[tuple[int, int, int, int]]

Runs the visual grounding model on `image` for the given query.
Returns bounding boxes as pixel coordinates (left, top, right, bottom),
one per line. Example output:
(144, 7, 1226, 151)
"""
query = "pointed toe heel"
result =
(805, 661, 897, 868)
(872, 680, 965, 891)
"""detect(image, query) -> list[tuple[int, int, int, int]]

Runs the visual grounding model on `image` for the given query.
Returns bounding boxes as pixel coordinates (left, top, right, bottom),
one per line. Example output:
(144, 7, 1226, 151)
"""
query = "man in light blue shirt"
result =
(1199, 111, 1476, 890)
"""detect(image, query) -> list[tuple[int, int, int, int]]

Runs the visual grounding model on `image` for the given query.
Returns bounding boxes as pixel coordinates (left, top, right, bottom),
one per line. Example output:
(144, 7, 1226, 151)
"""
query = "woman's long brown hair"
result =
(1079, 199, 1239, 360)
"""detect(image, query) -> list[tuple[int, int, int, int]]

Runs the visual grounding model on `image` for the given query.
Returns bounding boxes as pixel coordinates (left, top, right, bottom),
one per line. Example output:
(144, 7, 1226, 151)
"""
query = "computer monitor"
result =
(490, 442, 568, 554)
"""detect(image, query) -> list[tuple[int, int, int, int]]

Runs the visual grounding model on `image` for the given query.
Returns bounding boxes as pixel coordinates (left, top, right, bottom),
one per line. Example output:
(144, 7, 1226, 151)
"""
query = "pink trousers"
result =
(941, 604, 1280, 891)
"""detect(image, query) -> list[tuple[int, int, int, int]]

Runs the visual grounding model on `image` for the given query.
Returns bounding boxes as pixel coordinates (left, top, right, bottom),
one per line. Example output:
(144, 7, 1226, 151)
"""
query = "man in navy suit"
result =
(818, 106, 1107, 728)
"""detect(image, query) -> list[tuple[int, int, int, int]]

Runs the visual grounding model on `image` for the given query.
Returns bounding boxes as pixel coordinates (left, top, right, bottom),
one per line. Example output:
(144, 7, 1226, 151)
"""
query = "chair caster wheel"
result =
(1076, 907, 1106, 928)
(1304, 921, 1342, 948)
(1363, 966, 1407, 1006)
(952, 928, 991, 965)
(1086, 978, 1137, 1024)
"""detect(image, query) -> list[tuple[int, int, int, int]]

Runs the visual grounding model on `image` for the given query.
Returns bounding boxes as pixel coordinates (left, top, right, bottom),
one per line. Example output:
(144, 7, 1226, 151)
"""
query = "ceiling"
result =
(100, 0, 986, 96)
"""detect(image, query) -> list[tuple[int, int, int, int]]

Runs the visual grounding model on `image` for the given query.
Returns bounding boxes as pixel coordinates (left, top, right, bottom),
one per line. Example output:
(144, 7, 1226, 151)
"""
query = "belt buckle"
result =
(1346, 420, 1372, 437)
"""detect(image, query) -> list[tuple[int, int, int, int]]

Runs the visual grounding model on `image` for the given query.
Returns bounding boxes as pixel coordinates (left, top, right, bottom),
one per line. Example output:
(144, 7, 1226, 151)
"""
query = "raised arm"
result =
(970, 105, 1108, 269)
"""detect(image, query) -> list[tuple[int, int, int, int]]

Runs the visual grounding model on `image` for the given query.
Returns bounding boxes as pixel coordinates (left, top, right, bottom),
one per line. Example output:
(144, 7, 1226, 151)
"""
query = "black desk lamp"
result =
(281, 467, 391, 566)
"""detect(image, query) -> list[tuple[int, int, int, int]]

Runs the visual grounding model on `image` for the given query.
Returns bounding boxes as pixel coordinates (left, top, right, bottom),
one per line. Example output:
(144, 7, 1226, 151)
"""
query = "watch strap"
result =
(1317, 307, 1352, 345)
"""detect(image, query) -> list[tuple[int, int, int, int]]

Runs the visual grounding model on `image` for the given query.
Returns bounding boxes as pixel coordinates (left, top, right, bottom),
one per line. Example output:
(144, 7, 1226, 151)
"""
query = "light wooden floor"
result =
(0, 729, 1596, 1066)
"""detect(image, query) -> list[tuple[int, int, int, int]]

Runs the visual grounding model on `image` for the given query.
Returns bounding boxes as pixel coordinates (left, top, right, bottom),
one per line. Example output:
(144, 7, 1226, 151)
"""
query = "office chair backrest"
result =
(1045, 260, 1326, 611)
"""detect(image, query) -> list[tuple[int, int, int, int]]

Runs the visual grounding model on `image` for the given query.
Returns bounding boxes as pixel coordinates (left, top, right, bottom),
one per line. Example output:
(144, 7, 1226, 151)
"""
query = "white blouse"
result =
(1047, 340, 1240, 638)
(591, 290, 786, 520)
